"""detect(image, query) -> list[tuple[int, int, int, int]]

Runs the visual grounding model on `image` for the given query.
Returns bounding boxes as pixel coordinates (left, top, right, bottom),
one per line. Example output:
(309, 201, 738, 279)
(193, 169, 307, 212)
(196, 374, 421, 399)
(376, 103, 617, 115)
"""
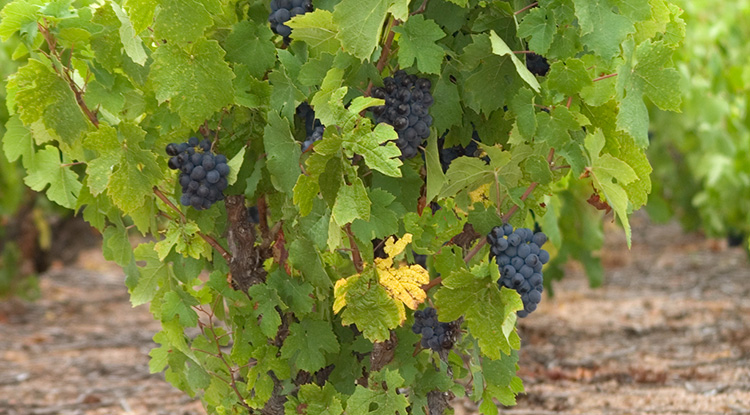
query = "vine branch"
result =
(514, 2, 538, 15)
(463, 148, 556, 263)
(593, 73, 618, 82)
(344, 224, 364, 273)
(153, 187, 232, 261)
(37, 21, 99, 128)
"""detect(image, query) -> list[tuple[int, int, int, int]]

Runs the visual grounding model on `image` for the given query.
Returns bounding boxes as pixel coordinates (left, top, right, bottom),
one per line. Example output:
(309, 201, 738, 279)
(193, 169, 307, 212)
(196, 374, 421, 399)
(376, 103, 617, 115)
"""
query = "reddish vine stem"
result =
(421, 276, 442, 292)
(593, 73, 618, 82)
(345, 224, 364, 273)
(512, 50, 535, 54)
(410, 0, 430, 15)
(463, 148, 555, 263)
(514, 2, 538, 15)
(364, 19, 401, 98)
(153, 187, 232, 261)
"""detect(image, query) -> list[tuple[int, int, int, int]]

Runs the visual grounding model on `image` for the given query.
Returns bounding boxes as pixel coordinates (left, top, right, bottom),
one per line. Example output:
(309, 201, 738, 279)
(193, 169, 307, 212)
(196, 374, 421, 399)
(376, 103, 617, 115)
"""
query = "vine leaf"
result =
(111, 2, 147, 65)
(488, 31, 541, 93)
(517, 7, 556, 55)
(263, 111, 302, 195)
(152, 0, 219, 44)
(130, 242, 171, 306)
(616, 38, 682, 146)
(376, 234, 429, 311)
(333, 268, 402, 342)
(332, 177, 371, 225)
(434, 265, 522, 359)
(281, 320, 340, 372)
(332, 0, 389, 61)
(346, 370, 409, 414)
(393, 15, 446, 75)
(573, 0, 634, 60)
(284, 383, 344, 415)
(150, 39, 235, 128)
(287, 10, 342, 56)
(225, 21, 276, 78)
(24, 146, 81, 209)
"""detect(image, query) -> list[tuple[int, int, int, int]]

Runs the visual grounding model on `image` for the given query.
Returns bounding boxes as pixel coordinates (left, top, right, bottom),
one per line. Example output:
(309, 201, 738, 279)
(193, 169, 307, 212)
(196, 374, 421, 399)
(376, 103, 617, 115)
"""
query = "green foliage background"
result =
(0, 0, 685, 414)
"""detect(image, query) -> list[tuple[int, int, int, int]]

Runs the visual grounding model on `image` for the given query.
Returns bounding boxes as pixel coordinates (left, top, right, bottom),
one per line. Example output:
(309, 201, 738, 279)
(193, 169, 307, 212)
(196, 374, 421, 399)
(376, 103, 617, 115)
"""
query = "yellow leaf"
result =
(376, 261, 429, 310)
(469, 182, 491, 204)
(383, 233, 413, 258)
(333, 275, 358, 314)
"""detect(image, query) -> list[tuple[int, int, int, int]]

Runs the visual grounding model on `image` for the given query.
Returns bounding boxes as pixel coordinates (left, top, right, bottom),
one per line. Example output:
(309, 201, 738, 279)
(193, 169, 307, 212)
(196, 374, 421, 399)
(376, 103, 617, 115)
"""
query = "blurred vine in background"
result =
(648, 0, 750, 251)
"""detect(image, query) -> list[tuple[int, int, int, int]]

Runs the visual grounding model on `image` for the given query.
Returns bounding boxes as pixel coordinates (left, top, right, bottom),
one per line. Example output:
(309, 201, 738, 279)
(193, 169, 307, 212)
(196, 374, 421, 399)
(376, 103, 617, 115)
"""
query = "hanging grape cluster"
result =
(296, 103, 325, 152)
(487, 224, 550, 318)
(412, 307, 456, 352)
(438, 130, 483, 172)
(268, 0, 313, 41)
(166, 137, 229, 210)
(525, 52, 550, 76)
(370, 70, 434, 158)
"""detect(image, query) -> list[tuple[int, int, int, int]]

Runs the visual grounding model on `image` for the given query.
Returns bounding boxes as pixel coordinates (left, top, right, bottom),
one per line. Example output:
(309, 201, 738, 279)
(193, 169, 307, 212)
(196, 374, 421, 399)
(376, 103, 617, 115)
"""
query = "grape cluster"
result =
(296, 103, 325, 152)
(438, 131, 482, 172)
(166, 137, 229, 210)
(487, 224, 550, 318)
(412, 307, 455, 352)
(268, 0, 313, 41)
(525, 52, 550, 77)
(370, 70, 434, 159)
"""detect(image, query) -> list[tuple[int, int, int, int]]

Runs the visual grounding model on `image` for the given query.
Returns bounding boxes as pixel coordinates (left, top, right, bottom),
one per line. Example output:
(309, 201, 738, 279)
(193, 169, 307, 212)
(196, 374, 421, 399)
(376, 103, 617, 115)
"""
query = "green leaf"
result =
(346, 369, 409, 414)
(0, 0, 40, 41)
(111, 2, 147, 65)
(263, 111, 302, 195)
(289, 238, 333, 290)
(152, 0, 219, 44)
(434, 269, 523, 359)
(247, 284, 287, 339)
(573, 0, 634, 59)
(285, 383, 344, 415)
(510, 87, 537, 140)
(131, 242, 170, 306)
(23, 146, 81, 209)
(161, 290, 199, 327)
(294, 174, 320, 217)
(616, 39, 682, 146)
(337, 271, 401, 342)
(150, 39, 234, 128)
(425, 132, 446, 202)
(392, 15, 446, 74)
(333, 0, 388, 61)
(332, 177, 371, 225)
(351, 188, 403, 240)
(7, 59, 89, 146)
(266, 269, 315, 315)
(517, 7, 555, 55)
(2, 115, 34, 168)
(287, 10, 342, 56)
(488, 31, 540, 93)
(281, 319, 340, 372)
(547, 58, 592, 96)
(224, 20, 276, 79)
(343, 123, 402, 178)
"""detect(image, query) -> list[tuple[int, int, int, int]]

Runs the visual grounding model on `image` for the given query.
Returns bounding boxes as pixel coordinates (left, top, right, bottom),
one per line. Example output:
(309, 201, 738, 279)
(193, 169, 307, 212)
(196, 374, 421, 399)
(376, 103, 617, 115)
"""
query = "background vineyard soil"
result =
(1, 214, 749, 415)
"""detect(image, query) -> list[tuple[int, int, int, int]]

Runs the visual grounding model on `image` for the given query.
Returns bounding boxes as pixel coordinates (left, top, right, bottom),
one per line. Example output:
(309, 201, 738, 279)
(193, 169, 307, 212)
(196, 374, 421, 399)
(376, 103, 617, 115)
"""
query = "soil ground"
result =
(1, 214, 750, 415)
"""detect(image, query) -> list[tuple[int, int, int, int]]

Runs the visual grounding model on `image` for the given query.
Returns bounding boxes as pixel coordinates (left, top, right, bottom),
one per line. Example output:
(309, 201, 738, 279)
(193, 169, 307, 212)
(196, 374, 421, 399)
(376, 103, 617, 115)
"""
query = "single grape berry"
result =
(487, 224, 550, 317)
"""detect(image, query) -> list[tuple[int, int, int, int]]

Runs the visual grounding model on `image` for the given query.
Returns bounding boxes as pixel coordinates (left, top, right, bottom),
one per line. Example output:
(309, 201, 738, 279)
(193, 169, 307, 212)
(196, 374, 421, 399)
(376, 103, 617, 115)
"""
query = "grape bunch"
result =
(296, 103, 325, 152)
(370, 70, 434, 159)
(268, 0, 313, 41)
(412, 307, 455, 352)
(438, 130, 482, 172)
(166, 137, 229, 210)
(525, 52, 550, 76)
(487, 224, 550, 318)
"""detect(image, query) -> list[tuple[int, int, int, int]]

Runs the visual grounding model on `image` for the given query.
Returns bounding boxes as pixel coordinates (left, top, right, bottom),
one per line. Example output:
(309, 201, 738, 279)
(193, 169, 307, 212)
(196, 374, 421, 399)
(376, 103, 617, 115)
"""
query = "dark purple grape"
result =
(166, 143, 179, 156)
(206, 170, 220, 184)
(216, 163, 230, 176)
(168, 157, 181, 169)
(188, 137, 199, 146)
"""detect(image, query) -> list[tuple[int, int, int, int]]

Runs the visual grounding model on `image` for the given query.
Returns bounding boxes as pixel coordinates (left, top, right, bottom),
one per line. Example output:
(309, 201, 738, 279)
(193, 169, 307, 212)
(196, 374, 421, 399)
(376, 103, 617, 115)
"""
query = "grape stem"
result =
(364, 18, 400, 98)
(37, 21, 99, 128)
(152, 187, 232, 261)
(421, 276, 442, 292)
(514, 2, 538, 15)
(410, 0, 430, 15)
(345, 224, 364, 273)
(593, 73, 618, 82)
(463, 148, 555, 263)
